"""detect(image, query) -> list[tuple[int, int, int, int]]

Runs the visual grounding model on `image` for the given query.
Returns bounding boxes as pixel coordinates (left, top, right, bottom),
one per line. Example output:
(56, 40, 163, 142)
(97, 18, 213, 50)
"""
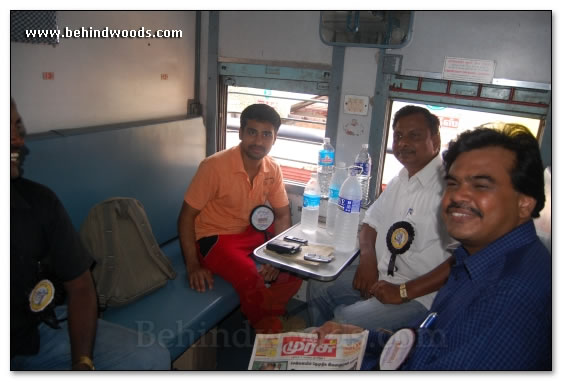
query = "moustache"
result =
(396, 149, 414, 156)
(445, 201, 483, 218)
(250, 145, 265, 152)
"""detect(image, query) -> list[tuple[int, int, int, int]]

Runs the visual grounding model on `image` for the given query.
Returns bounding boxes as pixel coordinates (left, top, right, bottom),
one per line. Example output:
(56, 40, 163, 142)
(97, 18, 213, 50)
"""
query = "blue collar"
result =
(454, 220, 538, 282)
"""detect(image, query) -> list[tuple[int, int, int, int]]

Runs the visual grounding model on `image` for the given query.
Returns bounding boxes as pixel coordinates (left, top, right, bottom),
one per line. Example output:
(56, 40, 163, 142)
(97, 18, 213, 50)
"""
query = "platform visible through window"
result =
(226, 86, 328, 184)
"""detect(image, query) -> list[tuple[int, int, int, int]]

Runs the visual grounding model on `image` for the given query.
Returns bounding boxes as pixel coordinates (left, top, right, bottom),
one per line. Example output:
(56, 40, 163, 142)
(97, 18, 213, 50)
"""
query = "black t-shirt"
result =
(11, 178, 94, 357)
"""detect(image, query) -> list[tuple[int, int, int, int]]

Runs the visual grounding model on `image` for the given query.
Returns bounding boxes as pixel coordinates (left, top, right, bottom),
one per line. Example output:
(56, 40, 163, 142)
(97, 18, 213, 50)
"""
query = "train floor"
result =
(215, 298, 309, 370)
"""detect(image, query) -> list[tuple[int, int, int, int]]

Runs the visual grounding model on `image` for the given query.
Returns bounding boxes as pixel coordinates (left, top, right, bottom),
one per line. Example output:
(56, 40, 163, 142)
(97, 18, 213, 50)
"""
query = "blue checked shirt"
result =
(362, 220, 551, 370)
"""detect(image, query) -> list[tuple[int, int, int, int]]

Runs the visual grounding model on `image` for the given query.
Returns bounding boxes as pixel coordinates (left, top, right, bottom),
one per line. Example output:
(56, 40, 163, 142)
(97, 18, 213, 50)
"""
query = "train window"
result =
(380, 100, 542, 191)
(225, 86, 328, 184)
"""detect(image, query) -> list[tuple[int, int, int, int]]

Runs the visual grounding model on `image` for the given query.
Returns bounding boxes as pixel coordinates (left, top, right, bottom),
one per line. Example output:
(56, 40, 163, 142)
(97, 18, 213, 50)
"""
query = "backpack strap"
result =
(95, 200, 119, 310)
(124, 199, 176, 279)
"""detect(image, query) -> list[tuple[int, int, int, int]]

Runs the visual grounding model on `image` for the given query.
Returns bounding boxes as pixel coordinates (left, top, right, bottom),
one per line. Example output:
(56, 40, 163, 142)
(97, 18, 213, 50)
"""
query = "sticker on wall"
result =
(343, 118, 365, 136)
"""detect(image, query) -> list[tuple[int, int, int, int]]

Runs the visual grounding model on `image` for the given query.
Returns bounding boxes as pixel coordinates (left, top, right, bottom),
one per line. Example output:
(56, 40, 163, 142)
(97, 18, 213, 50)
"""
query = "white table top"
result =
(253, 223, 360, 281)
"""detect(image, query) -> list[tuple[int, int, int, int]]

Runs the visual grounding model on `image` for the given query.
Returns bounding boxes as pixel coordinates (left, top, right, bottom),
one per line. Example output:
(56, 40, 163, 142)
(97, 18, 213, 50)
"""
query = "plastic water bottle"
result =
(326, 162, 348, 236)
(354, 144, 372, 207)
(317, 137, 335, 198)
(301, 173, 321, 234)
(333, 168, 362, 252)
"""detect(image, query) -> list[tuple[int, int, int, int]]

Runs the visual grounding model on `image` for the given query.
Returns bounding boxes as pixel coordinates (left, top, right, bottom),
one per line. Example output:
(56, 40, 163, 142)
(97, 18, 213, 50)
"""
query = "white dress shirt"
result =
(363, 154, 454, 309)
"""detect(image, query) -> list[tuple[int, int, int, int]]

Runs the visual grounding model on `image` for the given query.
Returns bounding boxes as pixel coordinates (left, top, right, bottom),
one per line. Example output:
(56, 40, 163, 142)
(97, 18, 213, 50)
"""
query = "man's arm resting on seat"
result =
(353, 223, 380, 298)
(370, 257, 454, 304)
(64, 270, 97, 370)
(178, 201, 214, 292)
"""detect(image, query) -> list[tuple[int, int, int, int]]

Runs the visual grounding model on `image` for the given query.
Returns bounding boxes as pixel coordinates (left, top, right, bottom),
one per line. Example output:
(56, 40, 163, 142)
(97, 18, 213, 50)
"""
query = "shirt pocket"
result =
(409, 211, 444, 254)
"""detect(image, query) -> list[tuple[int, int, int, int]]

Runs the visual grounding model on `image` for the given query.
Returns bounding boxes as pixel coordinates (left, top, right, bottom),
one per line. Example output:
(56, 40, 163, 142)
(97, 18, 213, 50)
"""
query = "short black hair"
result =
(442, 124, 545, 218)
(392, 105, 440, 135)
(240, 104, 282, 133)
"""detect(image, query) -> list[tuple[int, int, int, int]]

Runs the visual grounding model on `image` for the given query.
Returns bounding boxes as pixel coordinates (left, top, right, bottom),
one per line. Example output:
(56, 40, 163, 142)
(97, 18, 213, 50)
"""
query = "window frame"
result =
(372, 74, 550, 199)
(217, 61, 334, 185)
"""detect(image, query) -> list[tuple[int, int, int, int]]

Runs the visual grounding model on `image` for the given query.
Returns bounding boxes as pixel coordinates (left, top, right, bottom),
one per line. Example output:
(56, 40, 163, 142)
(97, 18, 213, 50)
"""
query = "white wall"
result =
(334, 48, 379, 167)
(11, 11, 196, 133)
(218, 11, 332, 65)
(397, 11, 551, 84)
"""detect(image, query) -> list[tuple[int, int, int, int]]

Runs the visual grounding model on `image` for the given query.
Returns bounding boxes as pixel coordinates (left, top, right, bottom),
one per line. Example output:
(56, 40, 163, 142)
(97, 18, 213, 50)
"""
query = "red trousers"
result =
(199, 226, 302, 332)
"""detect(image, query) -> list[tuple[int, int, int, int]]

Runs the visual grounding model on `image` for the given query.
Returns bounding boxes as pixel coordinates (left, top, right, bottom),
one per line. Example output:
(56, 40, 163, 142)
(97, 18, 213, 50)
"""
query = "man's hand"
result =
(71, 356, 95, 370)
(187, 262, 214, 292)
(370, 280, 402, 304)
(64, 270, 97, 371)
(352, 254, 379, 298)
(178, 202, 214, 292)
(313, 321, 365, 341)
(258, 263, 280, 282)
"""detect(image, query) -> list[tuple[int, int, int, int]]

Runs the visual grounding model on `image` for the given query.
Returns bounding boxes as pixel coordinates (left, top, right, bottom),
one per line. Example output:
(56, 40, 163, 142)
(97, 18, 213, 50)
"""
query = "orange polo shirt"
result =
(185, 145, 289, 240)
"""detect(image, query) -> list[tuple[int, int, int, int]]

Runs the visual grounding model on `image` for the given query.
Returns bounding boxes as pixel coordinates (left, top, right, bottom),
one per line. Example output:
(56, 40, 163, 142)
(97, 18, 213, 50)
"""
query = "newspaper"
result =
(248, 330, 369, 370)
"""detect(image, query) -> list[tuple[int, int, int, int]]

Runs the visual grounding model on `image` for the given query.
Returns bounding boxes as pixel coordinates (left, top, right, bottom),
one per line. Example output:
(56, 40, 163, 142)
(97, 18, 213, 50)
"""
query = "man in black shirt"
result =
(10, 98, 170, 370)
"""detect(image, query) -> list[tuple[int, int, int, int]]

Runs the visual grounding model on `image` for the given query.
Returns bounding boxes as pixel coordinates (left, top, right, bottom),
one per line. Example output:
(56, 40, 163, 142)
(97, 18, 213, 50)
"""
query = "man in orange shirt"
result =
(178, 104, 303, 333)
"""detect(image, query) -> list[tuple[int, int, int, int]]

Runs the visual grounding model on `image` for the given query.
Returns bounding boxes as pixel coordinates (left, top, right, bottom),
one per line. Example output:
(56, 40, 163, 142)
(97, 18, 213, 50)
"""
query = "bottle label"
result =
(338, 197, 361, 213)
(329, 186, 340, 200)
(303, 194, 321, 208)
(319, 150, 335, 166)
(354, 161, 370, 176)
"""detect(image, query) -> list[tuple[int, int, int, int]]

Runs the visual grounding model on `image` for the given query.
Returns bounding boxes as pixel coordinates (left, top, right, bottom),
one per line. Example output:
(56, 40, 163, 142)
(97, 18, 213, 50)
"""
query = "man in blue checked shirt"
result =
(315, 124, 551, 370)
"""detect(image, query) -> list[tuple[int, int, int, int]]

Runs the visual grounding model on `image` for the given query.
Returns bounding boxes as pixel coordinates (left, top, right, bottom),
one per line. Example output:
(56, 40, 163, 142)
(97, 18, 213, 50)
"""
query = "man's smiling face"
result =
(441, 146, 535, 254)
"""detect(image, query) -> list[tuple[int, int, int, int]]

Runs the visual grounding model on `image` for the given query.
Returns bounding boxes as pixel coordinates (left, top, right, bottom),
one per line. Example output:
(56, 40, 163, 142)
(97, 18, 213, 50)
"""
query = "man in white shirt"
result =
(307, 105, 454, 331)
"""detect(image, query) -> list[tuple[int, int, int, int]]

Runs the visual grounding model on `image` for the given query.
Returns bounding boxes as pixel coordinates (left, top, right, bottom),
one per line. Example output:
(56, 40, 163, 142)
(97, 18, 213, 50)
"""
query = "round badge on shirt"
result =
(250, 205, 275, 232)
(379, 328, 416, 370)
(385, 221, 415, 276)
(386, 221, 415, 255)
(29, 279, 55, 313)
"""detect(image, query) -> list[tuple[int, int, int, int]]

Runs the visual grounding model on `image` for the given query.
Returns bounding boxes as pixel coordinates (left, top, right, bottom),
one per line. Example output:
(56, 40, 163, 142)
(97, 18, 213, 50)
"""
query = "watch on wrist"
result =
(399, 283, 409, 302)
(73, 355, 95, 370)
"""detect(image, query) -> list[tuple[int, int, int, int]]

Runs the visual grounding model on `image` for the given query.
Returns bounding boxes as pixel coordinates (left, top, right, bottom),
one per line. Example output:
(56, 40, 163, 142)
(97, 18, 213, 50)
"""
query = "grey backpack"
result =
(79, 197, 177, 309)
